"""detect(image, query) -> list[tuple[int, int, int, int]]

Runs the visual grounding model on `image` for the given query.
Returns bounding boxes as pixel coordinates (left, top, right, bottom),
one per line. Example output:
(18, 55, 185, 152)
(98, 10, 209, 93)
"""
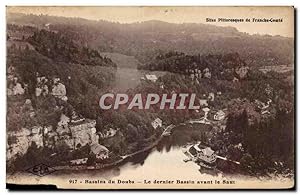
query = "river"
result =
(8, 53, 293, 189)
(8, 53, 223, 186)
(52, 123, 221, 181)
(9, 127, 291, 189)
(101, 52, 166, 91)
(68, 53, 220, 180)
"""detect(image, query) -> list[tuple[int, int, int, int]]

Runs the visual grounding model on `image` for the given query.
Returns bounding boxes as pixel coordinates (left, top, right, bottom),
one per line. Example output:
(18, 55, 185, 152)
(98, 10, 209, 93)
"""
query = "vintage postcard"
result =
(6, 6, 295, 190)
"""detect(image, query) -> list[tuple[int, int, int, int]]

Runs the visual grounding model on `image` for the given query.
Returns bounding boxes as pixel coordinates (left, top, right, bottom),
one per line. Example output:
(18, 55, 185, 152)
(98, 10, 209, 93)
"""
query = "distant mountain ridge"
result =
(7, 12, 294, 67)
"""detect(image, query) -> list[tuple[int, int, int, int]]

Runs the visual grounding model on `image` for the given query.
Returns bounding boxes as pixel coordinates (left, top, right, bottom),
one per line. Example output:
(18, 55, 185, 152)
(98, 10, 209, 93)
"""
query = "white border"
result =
(1, 0, 298, 194)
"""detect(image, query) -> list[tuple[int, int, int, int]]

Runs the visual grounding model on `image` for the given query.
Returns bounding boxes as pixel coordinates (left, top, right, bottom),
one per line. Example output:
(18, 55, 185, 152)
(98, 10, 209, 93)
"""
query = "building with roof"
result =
(69, 112, 98, 149)
(100, 128, 118, 139)
(199, 99, 208, 107)
(142, 74, 158, 82)
(232, 77, 239, 82)
(56, 114, 71, 136)
(214, 110, 226, 121)
(90, 144, 109, 160)
(188, 144, 216, 164)
(151, 118, 163, 129)
(70, 158, 88, 165)
(208, 93, 215, 102)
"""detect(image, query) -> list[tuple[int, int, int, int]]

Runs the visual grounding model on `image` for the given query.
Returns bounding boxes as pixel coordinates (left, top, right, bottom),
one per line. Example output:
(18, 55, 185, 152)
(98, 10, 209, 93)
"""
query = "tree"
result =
(96, 116, 104, 133)
(240, 153, 255, 174)
(125, 124, 138, 142)
(35, 96, 61, 146)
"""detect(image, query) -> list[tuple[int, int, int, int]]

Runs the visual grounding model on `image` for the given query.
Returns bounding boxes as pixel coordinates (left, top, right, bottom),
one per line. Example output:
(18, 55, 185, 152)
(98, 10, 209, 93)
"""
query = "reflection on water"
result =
(55, 125, 221, 181)
(113, 67, 167, 91)
(55, 146, 222, 181)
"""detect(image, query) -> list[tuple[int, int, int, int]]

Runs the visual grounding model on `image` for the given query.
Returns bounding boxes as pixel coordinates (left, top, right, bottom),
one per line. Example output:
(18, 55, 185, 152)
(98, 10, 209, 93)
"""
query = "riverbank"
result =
(52, 119, 212, 171)
(53, 129, 168, 171)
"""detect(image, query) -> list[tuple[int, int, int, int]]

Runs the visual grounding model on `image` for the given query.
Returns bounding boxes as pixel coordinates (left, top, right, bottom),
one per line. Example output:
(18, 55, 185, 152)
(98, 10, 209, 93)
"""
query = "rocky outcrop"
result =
(7, 77, 26, 96)
(35, 76, 49, 97)
(7, 126, 43, 161)
(235, 66, 249, 79)
(51, 78, 67, 101)
(203, 68, 212, 79)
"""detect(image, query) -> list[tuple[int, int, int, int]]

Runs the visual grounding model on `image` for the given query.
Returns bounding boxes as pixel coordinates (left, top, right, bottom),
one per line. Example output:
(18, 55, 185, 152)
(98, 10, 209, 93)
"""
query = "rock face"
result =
(7, 112, 99, 161)
(235, 66, 249, 79)
(56, 114, 71, 136)
(7, 126, 43, 161)
(187, 69, 202, 81)
(51, 78, 68, 101)
(7, 70, 99, 165)
(35, 76, 49, 97)
(69, 119, 98, 149)
(52, 83, 67, 100)
(7, 81, 25, 96)
(35, 85, 49, 97)
(7, 71, 96, 162)
(12, 83, 25, 95)
(7, 66, 26, 96)
(34, 76, 68, 101)
(203, 68, 212, 79)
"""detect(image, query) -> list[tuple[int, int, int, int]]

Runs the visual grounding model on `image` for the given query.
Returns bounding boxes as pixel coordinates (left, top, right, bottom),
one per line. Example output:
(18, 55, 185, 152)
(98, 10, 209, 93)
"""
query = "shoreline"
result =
(53, 130, 167, 171)
(52, 121, 209, 171)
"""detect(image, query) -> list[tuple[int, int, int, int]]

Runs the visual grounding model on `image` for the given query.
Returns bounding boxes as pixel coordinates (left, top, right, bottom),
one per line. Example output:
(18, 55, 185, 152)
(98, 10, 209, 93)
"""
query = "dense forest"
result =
(7, 24, 117, 132)
(7, 12, 294, 67)
(28, 29, 116, 67)
(6, 12, 294, 177)
(212, 107, 294, 175)
(138, 51, 246, 79)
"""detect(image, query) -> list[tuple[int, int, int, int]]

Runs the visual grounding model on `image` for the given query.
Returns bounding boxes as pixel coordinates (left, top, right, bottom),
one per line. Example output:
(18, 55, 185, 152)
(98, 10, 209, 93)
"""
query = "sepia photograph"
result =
(5, 6, 295, 190)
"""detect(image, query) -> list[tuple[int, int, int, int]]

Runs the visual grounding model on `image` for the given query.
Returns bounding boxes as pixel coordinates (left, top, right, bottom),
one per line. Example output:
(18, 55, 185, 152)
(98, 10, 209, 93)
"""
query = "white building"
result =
(202, 107, 210, 120)
(100, 128, 118, 139)
(70, 158, 88, 165)
(151, 118, 163, 129)
(233, 77, 239, 82)
(144, 74, 158, 82)
(208, 93, 215, 102)
(90, 144, 109, 160)
(188, 144, 217, 164)
(214, 110, 226, 121)
(199, 99, 208, 107)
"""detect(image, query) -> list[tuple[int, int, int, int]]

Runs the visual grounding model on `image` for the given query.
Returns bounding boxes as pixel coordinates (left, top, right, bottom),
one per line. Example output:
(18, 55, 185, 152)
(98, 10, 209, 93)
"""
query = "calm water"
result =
(113, 67, 167, 91)
(53, 125, 221, 181)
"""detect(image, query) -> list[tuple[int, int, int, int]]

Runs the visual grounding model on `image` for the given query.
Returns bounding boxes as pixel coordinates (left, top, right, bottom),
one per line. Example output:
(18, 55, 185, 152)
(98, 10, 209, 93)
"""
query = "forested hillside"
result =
(6, 12, 294, 177)
(7, 13, 294, 67)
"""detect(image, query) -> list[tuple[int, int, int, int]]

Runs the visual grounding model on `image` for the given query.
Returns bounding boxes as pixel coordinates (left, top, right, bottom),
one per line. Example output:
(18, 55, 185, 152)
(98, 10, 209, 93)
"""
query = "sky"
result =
(7, 6, 294, 37)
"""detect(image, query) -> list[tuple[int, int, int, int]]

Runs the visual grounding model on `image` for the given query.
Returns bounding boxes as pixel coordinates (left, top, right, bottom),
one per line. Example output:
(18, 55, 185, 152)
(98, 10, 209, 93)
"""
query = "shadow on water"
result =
(127, 150, 152, 166)
(130, 123, 212, 163)
(52, 123, 215, 179)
